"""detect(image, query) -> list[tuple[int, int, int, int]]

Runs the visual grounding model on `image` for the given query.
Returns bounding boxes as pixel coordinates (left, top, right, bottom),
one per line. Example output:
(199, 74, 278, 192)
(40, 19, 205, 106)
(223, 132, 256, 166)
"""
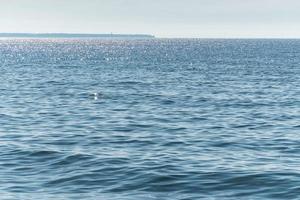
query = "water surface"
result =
(0, 39, 300, 199)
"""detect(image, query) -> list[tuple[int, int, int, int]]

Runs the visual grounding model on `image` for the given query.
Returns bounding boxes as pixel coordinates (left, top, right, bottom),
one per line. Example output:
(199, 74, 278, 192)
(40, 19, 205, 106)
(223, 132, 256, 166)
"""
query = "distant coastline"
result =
(0, 33, 155, 39)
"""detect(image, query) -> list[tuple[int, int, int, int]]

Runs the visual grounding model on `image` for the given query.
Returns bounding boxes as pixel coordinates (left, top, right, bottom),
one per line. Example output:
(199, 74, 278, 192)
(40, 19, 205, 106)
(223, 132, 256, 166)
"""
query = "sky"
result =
(0, 0, 300, 38)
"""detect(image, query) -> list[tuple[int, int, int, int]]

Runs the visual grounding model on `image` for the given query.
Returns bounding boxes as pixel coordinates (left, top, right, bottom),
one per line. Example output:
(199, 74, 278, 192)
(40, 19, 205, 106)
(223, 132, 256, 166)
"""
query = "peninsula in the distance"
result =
(0, 33, 155, 39)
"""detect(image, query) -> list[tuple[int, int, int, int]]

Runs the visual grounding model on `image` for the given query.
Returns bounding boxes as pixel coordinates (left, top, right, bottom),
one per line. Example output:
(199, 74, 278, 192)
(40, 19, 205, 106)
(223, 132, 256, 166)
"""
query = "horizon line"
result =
(1, 33, 300, 40)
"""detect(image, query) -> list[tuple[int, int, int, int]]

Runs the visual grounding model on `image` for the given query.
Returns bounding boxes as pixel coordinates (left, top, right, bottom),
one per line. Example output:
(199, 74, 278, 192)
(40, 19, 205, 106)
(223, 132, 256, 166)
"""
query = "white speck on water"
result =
(93, 93, 99, 100)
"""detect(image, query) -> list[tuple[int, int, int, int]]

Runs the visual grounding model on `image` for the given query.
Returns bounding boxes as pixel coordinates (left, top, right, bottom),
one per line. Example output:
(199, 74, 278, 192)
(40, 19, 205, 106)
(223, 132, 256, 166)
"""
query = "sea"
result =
(0, 38, 299, 200)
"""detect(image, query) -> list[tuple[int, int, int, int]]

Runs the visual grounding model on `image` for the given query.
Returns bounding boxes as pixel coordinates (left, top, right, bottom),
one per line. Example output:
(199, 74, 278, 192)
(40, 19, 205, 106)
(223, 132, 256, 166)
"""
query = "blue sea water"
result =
(0, 39, 299, 200)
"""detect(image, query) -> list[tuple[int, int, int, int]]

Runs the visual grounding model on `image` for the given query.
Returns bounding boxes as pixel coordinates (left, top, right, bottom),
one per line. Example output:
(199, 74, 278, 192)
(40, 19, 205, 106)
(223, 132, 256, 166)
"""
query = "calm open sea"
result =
(0, 39, 299, 199)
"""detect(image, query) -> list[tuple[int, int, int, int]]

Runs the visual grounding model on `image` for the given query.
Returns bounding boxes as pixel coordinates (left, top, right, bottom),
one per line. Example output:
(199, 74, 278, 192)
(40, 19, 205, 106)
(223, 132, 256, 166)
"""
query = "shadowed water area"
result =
(0, 39, 300, 199)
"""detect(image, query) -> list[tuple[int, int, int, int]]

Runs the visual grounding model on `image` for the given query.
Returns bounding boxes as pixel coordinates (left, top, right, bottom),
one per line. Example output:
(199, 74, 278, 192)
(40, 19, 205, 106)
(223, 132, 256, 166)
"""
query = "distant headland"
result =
(0, 33, 155, 39)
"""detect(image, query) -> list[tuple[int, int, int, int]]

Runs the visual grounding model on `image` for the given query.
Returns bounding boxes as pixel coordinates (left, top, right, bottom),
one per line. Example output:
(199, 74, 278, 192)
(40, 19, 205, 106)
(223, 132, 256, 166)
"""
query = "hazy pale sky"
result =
(1, 0, 300, 38)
